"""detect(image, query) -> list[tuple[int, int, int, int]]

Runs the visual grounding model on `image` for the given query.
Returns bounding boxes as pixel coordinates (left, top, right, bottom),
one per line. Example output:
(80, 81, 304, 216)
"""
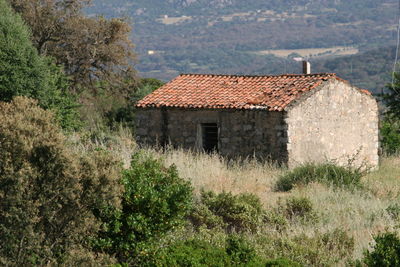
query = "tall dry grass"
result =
(67, 127, 400, 263)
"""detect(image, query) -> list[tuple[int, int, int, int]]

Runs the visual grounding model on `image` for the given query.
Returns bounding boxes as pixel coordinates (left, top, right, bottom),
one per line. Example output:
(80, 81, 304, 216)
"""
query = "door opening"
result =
(201, 123, 219, 152)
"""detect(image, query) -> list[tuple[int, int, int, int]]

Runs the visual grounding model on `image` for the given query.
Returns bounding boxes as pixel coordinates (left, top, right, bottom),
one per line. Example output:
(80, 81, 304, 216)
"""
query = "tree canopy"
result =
(8, 0, 137, 95)
(0, 0, 80, 129)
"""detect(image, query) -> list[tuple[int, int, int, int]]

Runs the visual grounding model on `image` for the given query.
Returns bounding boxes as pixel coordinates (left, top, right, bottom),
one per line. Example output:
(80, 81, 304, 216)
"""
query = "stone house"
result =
(135, 73, 379, 168)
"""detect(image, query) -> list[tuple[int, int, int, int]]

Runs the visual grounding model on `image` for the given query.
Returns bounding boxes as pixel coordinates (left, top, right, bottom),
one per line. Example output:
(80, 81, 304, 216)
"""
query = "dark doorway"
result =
(201, 123, 219, 152)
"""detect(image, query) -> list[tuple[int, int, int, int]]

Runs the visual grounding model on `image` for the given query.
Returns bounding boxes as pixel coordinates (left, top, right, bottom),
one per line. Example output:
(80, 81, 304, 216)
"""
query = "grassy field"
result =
(70, 128, 400, 265)
(161, 149, 400, 259)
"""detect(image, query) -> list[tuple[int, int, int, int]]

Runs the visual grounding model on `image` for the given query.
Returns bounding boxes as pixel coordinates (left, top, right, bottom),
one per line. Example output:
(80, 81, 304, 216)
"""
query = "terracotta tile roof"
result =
(136, 73, 367, 111)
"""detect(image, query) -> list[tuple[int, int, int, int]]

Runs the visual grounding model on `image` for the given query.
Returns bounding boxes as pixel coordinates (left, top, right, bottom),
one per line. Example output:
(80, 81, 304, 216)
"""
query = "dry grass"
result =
(68, 128, 400, 263)
(159, 151, 400, 261)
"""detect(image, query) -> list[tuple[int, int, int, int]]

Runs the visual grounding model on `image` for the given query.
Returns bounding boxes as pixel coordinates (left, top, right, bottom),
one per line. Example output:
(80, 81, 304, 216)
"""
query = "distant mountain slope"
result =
(139, 45, 394, 94)
(87, 0, 398, 92)
(88, 0, 396, 51)
(312, 46, 395, 93)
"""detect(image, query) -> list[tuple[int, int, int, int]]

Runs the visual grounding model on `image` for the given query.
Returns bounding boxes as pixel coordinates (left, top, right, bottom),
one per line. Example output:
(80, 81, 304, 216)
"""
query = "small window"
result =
(201, 123, 219, 152)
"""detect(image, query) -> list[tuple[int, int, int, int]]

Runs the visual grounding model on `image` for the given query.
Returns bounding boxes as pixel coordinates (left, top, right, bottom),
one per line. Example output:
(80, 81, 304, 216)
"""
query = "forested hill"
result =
(87, 0, 398, 93)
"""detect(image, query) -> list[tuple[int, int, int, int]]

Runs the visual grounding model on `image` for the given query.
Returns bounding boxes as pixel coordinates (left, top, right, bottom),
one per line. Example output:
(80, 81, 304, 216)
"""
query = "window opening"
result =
(201, 123, 219, 152)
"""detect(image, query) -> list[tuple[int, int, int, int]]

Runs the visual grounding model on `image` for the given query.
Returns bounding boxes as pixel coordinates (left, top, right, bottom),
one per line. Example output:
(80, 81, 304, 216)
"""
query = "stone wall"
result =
(135, 109, 163, 146)
(285, 79, 379, 169)
(135, 108, 288, 163)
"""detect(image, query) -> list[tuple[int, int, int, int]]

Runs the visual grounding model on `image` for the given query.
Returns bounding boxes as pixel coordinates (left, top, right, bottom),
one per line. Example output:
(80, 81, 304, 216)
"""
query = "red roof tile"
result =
(136, 73, 366, 111)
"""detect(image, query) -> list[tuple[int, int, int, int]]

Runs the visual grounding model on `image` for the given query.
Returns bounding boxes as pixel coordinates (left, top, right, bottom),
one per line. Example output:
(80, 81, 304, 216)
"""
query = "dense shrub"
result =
(275, 163, 363, 192)
(265, 258, 303, 267)
(226, 235, 262, 265)
(189, 203, 226, 230)
(363, 232, 400, 267)
(263, 210, 288, 232)
(380, 116, 400, 155)
(189, 191, 265, 233)
(106, 78, 164, 129)
(95, 152, 193, 263)
(0, 97, 122, 266)
(386, 203, 400, 220)
(143, 236, 264, 267)
(262, 228, 354, 266)
(153, 239, 231, 266)
(0, 0, 80, 130)
(282, 197, 318, 222)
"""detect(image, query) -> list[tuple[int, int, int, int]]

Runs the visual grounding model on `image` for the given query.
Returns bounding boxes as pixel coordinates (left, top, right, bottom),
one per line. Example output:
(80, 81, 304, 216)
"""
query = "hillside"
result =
(87, 0, 398, 92)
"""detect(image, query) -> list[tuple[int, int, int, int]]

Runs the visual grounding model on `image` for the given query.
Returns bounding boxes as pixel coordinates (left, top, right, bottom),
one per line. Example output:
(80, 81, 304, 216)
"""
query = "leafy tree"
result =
(0, 97, 123, 265)
(8, 0, 137, 94)
(0, 0, 80, 129)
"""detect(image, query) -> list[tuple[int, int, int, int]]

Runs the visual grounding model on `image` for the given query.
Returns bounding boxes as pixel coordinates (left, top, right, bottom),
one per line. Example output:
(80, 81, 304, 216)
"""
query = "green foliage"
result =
(142, 236, 263, 267)
(153, 239, 231, 267)
(0, 0, 80, 130)
(132, 78, 165, 103)
(363, 232, 400, 267)
(0, 97, 122, 266)
(265, 258, 303, 267)
(386, 203, 400, 220)
(275, 163, 363, 192)
(380, 116, 400, 155)
(95, 152, 193, 262)
(272, 229, 354, 266)
(0, 0, 45, 101)
(384, 72, 400, 119)
(156, 239, 230, 267)
(189, 203, 226, 230)
(106, 78, 164, 129)
(282, 197, 318, 222)
(226, 235, 261, 265)
(263, 210, 288, 232)
(189, 191, 265, 233)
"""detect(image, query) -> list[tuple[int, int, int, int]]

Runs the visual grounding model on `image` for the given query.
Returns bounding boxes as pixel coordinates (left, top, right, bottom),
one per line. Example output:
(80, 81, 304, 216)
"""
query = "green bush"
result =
(153, 239, 231, 267)
(282, 197, 318, 222)
(226, 235, 260, 265)
(144, 236, 263, 267)
(380, 116, 400, 155)
(263, 228, 354, 266)
(189, 203, 226, 230)
(275, 163, 363, 192)
(95, 152, 193, 262)
(363, 232, 400, 267)
(189, 191, 265, 233)
(0, 97, 122, 266)
(265, 258, 303, 267)
(263, 210, 288, 232)
(106, 78, 164, 129)
(386, 203, 400, 220)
